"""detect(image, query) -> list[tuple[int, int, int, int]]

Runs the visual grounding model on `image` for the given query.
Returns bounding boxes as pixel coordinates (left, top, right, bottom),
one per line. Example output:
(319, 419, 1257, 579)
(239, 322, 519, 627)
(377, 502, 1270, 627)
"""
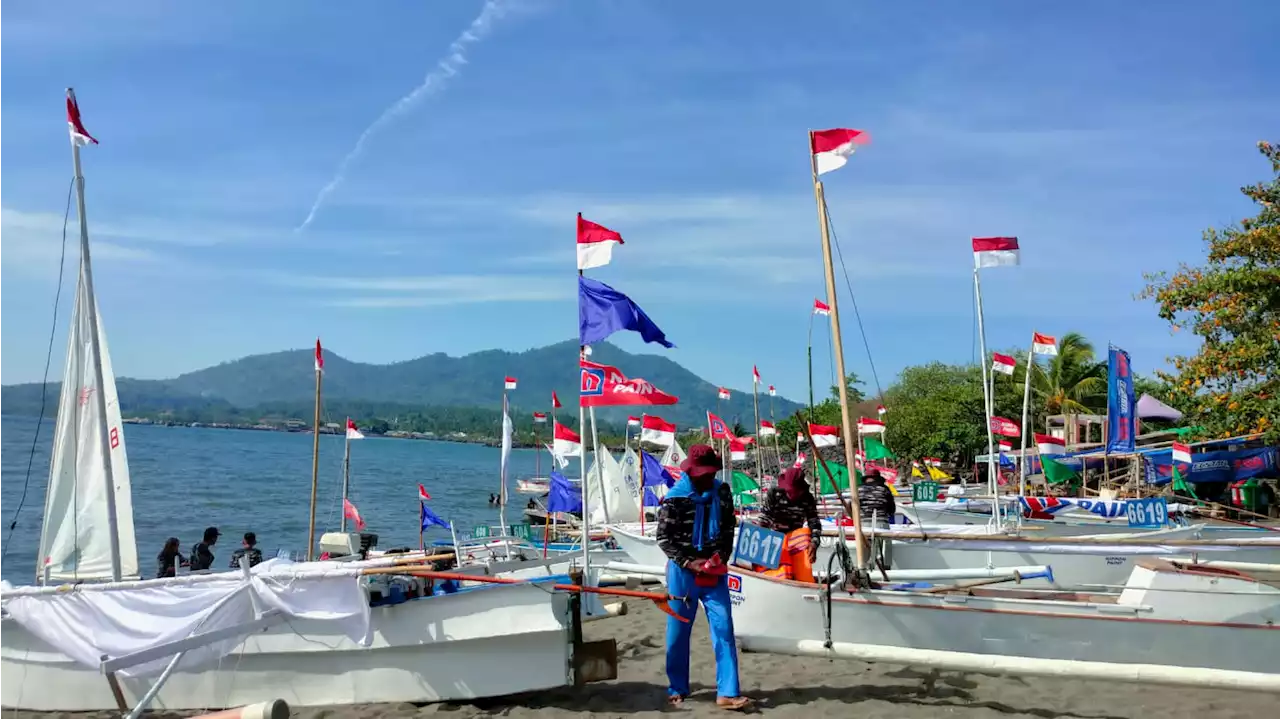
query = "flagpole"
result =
(306, 349, 323, 561)
(807, 310, 816, 424)
(588, 407, 610, 527)
(340, 417, 352, 533)
(973, 268, 999, 526)
(418, 500, 426, 552)
(770, 392, 784, 474)
(1019, 333, 1035, 499)
(752, 372, 763, 482)
(535, 414, 541, 480)
(809, 133, 866, 568)
(498, 391, 509, 543)
(66, 89, 123, 582)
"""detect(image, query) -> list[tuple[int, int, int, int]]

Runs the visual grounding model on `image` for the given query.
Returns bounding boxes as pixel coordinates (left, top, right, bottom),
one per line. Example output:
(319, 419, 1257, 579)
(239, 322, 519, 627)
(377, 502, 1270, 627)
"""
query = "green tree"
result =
(1024, 332, 1106, 431)
(1141, 141, 1280, 441)
(829, 372, 865, 405)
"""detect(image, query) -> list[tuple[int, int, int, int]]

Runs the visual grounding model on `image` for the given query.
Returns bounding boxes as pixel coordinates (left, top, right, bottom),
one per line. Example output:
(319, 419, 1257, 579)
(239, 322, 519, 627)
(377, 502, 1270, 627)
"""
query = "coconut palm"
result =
(1022, 332, 1107, 421)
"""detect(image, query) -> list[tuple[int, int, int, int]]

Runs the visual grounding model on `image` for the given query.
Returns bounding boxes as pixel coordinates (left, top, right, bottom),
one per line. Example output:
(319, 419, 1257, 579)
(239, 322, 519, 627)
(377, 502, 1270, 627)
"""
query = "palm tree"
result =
(1024, 332, 1107, 423)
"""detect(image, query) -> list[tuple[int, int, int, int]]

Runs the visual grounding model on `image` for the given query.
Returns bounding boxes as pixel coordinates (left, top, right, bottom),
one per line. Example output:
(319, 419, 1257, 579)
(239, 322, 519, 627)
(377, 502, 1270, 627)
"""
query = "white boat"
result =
(728, 559, 1280, 691)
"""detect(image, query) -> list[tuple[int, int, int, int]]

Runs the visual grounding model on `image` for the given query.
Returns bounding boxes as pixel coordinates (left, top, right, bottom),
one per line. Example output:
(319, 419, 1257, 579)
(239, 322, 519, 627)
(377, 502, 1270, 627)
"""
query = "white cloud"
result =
(267, 271, 574, 308)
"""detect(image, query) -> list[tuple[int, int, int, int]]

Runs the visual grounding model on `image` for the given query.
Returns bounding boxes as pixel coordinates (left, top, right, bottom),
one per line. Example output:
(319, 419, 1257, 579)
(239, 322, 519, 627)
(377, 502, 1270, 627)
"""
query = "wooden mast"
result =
(306, 339, 323, 561)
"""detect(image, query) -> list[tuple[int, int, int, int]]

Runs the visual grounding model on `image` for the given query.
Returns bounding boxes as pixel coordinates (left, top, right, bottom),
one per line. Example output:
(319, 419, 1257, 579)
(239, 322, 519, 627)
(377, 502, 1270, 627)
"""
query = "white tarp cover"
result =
(1, 560, 371, 678)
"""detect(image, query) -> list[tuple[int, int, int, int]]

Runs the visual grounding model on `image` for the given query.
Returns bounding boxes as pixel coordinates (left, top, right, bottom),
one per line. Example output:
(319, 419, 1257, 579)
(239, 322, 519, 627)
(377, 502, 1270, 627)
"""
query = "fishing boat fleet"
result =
(2, 92, 1278, 717)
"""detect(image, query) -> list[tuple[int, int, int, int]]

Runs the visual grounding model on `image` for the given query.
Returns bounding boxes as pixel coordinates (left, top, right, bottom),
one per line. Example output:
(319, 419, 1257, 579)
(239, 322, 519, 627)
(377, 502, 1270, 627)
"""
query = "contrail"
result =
(297, 0, 514, 231)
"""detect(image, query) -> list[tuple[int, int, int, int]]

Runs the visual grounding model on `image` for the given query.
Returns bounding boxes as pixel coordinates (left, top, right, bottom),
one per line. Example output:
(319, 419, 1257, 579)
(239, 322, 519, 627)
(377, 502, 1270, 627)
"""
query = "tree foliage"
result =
(1141, 141, 1280, 441)
(1024, 332, 1107, 429)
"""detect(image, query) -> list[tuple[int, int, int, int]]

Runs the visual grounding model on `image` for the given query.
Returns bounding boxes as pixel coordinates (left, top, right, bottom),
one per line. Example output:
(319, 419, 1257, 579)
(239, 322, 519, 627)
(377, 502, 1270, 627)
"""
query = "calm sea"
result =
(0, 415, 557, 584)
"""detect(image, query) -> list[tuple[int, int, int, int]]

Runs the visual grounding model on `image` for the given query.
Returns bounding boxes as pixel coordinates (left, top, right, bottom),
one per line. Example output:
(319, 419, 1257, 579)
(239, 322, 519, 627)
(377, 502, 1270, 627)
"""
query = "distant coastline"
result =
(117, 416, 539, 449)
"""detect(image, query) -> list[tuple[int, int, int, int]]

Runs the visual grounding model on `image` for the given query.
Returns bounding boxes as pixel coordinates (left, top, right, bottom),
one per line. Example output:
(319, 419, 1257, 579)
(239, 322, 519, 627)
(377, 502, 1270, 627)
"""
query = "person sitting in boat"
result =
(858, 469, 896, 528)
(156, 537, 188, 578)
(527, 498, 537, 510)
(655, 444, 752, 711)
(755, 467, 821, 583)
(229, 531, 264, 569)
(189, 526, 219, 572)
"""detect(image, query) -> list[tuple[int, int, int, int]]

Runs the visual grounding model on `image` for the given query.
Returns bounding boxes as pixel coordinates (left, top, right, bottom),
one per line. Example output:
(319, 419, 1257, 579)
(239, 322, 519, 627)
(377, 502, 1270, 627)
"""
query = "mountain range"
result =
(1, 340, 805, 431)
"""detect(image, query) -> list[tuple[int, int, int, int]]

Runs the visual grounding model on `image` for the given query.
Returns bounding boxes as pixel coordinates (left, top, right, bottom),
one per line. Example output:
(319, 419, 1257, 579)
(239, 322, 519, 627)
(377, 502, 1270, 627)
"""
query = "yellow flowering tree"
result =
(1141, 141, 1280, 441)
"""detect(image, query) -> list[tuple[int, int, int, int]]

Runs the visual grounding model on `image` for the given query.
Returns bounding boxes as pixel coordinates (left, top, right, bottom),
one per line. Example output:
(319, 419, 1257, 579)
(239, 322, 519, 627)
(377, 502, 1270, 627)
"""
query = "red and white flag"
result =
(972, 237, 1020, 269)
(990, 416, 1021, 438)
(729, 438, 748, 462)
(813, 298, 831, 316)
(418, 484, 432, 501)
(752, 366, 761, 385)
(641, 415, 676, 446)
(768, 385, 776, 397)
(314, 339, 324, 372)
(707, 411, 732, 440)
(504, 376, 518, 391)
(343, 498, 366, 531)
(579, 359, 678, 407)
(552, 391, 562, 409)
(991, 352, 1017, 376)
(877, 404, 887, 416)
(924, 457, 942, 467)
(857, 417, 886, 435)
(998, 440, 1012, 454)
(553, 422, 582, 457)
(1172, 442, 1193, 465)
(346, 418, 364, 440)
(576, 213, 624, 270)
(717, 387, 731, 400)
(533, 412, 548, 423)
(66, 89, 98, 146)
(1032, 332, 1058, 356)
(793, 452, 807, 469)
(758, 420, 777, 437)
(1035, 433, 1065, 456)
(806, 423, 839, 447)
(627, 416, 642, 427)
(810, 128, 870, 175)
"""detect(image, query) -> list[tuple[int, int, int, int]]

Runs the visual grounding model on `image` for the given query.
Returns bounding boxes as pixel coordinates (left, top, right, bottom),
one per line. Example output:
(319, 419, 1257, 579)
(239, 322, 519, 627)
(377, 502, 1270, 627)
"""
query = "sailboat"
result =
(0, 89, 614, 712)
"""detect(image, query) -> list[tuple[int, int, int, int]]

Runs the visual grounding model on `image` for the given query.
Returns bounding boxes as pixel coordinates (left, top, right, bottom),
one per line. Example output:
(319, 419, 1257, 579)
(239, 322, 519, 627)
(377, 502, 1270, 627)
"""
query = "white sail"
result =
(589, 446, 642, 525)
(660, 438, 686, 468)
(36, 266, 138, 581)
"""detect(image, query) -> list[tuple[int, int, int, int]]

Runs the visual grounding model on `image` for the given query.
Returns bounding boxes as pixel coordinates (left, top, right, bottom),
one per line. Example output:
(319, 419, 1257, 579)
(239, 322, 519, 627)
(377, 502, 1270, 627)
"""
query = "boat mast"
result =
(751, 370, 763, 482)
(67, 87, 123, 583)
(340, 416, 352, 533)
(306, 339, 323, 560)
(1018, 334, 1036, 499)
(808, 131, 866, 567)
(973, 270, 1000, 525)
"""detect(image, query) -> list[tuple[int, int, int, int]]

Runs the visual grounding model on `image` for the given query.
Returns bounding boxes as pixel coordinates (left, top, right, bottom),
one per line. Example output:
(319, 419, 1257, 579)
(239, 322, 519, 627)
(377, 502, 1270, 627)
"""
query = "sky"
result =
(2, 1, 1277, 403)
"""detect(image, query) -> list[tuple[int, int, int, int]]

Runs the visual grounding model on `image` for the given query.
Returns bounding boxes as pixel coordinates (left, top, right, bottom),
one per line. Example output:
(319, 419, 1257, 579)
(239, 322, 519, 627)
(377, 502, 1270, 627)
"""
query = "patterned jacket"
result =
(858, 482, 896, 521)
(229, 546, 264, 569)
(758, 488, 822, 536)
(189, 542, 216, 572)
(656, 481, 737, 566)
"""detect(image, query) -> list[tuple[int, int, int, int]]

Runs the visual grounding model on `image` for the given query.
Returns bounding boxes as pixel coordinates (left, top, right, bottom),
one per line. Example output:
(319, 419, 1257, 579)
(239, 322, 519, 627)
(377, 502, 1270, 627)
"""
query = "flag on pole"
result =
(533, 412, 548, 423)
(752, 366, 761, 385)
(793, 452, 807, 469)
(66, 89, 98, 146)
(314, 339, 324, 372)
(998, 440, 1012, 453)
(768, 385, 776, 397)
(343, 498, 366, 531)
(579, 359, 679, 407)
(553, 422, 582, 457)
(1171, 442, 1197, 498)
(972, 237, 1020, 269)
(717, 387, 731, 400)
(807, 423, 840, 447)
(1032, 332, 1058, 355)
(991, 352, 1017, 376)
(418, 484, 431, 501)
(758, 420, 777, 437)
(552, 391, 562, 409)
(627, 416, 642, 427)
(547, 471, 584, 513)
(576, 213, 625, 271)
(641, 450, 676, 507)
(863, 435, 895, 460)
(813, 299, 831, 316)
(1172, 442, 1193, 465)
(504, 377, 518, 390)
(810, 128, 871, 175)
(990, 416, 1021, 438)
(857, 417, 886, 435)
(640, 415, 676, 446)
(421, 503, 451, 531)
(1035, 433, 1066, 456)
(876, 404, 887, 416)
(707, 411, 731, 440)
(579, 276, 674, 348)
(729, 438, 748, 462)
(1042, 456, 1079, 485)
(346, 419, 364, 440)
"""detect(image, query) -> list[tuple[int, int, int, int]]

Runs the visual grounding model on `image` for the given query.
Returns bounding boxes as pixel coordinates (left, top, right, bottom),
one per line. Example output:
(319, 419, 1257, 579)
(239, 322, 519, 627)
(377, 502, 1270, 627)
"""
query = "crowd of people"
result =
(156, 527, 264, 578)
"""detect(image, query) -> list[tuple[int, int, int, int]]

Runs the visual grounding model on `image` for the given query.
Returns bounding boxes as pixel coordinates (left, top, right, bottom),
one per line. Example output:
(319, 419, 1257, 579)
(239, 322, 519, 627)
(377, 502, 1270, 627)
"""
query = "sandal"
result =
(667, 694, 686, 706)
(716, 696, 753, 711)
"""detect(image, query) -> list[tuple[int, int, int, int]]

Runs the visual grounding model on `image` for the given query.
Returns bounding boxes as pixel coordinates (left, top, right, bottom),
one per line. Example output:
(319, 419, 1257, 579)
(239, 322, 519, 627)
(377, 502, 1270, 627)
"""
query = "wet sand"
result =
(17, 600, 1272, 719)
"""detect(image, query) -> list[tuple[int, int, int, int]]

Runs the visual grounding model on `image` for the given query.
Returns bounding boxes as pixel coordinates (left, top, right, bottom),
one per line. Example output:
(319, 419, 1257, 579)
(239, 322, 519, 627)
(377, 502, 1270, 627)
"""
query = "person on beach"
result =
(156, 537, 188, 578)
(858, 469, 896, 528)
(656, 444, 752, 710)
(229, 532, 264, 569)
(189, 526, 219, 571)
(755, 466, 821, 583)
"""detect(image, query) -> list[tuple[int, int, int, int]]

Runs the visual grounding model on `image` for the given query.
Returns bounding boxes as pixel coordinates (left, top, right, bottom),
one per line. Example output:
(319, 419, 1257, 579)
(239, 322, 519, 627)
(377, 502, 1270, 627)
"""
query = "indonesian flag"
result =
(998, 440, 1012, 454)
(717, 387, 731, 400)
(991, 352, 1017, 376)
(990, 416, 1021, 438)
(504, 377, 518, 391)
(810, 128, 870, 175)
(768, 385, 776, 397)
(1035, 433, 1065, 456)
(579, 359, 678, 407)
(553, 422, 582, 457)
(627, 416, 642, 427)
(1172, 442, 1193, 465)
(314, 339, 324, 372)
(66, 89, 98, 146)
(753, 366, 761, 385)
(857, 417, 886, 435)
(641, 415, 676, 446)
(972, 237, 1020, 269)
(577, 213, 624, 270)
(533, 412, 548, 423)
(552, 391, 562, 409)
(729, 438, 748, 462)
(924, 457, 942, 467)
(1032, 332, 1058, 356)
(418, 484, 432, 501)
(346, 418, 364, 440)
(343, 498, 366, 531)
(793, 452, 807, 469)
(807, 423, 839, 447)
(758, 420, 777, 437)
(707, 411, 732, 440)
(813, 298, 831, 316)
(876, 404, 887, 416)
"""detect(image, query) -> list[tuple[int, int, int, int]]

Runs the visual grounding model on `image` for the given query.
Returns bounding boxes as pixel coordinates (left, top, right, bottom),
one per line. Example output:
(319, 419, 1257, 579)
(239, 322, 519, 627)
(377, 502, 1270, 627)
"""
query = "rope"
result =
(822, 203, 885, 404)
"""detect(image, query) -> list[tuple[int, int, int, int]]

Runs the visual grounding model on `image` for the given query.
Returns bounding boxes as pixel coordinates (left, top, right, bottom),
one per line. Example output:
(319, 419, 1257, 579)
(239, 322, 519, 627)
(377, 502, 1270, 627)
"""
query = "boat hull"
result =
(1, 582, 574, 711)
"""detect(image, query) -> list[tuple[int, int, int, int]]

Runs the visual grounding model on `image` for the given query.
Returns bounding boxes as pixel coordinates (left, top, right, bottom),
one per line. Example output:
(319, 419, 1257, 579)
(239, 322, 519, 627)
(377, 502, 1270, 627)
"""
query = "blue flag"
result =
(1106, 345, 1136, 454)
(546, 471, 583, 514)
(999, 451, 1016, 469)
(421, 503, 451, 531)
(641, 450, 675, 507)
(579, 276, 674, 349)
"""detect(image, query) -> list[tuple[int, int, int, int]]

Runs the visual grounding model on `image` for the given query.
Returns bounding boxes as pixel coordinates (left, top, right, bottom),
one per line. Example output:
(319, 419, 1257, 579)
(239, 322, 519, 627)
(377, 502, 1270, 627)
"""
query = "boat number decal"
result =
(110, 426, 120, 449)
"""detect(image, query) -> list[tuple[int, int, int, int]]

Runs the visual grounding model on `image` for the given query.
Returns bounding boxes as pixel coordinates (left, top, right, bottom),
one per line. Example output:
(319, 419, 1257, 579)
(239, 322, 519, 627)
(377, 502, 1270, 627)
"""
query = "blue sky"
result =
(3, 1, 1276, 403)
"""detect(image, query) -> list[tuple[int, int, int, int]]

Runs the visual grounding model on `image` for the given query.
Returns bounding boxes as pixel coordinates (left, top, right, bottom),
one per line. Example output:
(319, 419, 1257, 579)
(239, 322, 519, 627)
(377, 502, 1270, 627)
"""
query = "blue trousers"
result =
(665, 560, 741, 698)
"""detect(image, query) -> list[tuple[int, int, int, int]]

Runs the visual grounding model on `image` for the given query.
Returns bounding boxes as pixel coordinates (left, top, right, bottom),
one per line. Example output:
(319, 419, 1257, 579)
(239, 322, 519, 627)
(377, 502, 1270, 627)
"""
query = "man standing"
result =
(858, 469, 896, 528)
(229, 532, 264, 569)
(655, 444, 751, 710)
(190, 527, 219, 571)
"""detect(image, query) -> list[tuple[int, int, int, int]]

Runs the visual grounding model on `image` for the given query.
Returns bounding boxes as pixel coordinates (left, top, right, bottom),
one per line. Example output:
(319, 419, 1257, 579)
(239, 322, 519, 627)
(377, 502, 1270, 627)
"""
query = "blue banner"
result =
(640, 450, 675, 507)
(578, 276, 674, 349)
(546, 471, 584, 514)
(1106, 346, 1135, 454)
(1144, 446, 1277, 485)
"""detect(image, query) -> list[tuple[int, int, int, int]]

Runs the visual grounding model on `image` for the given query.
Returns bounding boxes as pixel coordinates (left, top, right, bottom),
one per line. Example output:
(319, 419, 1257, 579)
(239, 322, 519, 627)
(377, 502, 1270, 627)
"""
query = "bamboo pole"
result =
(752, 369, 764, 482)
(306, 343, 323, 562)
